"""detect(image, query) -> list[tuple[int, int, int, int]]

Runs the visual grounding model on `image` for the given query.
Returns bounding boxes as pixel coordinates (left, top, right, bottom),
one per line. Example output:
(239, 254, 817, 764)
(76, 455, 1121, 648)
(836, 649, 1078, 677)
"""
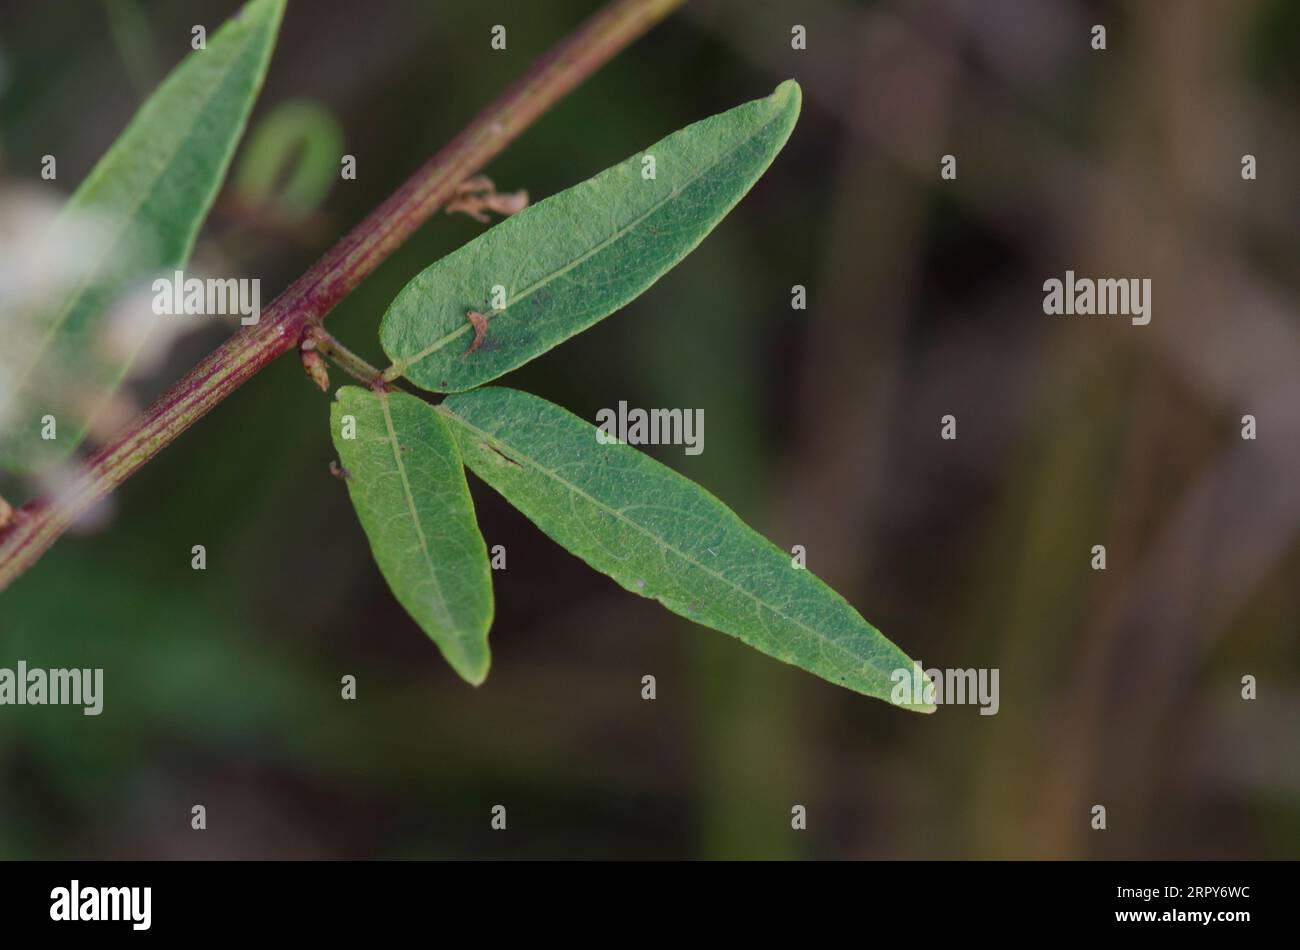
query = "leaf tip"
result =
(772, 78, 802, 115)
(885, 658, 937, 713)
(230, 0, 287, 33)
(453, 654, 491, 688)
(243, 0, 288, 21)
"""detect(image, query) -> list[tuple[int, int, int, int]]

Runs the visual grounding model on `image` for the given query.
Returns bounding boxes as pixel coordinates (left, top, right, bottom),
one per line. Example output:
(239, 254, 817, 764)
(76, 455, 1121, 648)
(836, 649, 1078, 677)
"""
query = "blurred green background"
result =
(1, 0, 1297, 859)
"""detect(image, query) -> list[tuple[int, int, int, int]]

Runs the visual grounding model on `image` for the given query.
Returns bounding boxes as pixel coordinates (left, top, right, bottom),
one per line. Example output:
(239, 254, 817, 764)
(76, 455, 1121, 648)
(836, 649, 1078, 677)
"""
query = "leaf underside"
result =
(380, 79, 802, 393)
(437, 387, 932, 710)
(331, 387, 494, 685)
(0, 0, 285, 472)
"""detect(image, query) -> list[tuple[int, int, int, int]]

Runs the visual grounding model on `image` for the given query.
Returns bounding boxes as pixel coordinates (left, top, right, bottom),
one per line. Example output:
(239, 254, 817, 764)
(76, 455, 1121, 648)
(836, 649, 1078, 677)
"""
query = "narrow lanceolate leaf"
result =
(381, 80, 802, 393)
(0, 0, 285, 471)
(438, 387, 932, 710)
(331, 387, 494, 685)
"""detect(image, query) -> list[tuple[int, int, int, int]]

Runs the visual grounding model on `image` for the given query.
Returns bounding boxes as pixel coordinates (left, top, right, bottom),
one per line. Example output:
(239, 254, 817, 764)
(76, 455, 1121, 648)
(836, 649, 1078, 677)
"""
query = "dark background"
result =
(1, 0, 1297, 859)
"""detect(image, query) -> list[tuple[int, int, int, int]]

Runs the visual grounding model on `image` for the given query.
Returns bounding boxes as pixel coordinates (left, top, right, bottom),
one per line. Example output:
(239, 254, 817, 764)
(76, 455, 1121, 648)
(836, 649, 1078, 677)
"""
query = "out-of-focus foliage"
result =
(0, 0, 283, 472)
(233, 99, 343, 219)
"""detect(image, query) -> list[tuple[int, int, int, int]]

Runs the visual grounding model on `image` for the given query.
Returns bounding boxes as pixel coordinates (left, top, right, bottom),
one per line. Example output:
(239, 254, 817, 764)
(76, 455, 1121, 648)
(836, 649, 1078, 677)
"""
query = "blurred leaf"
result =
(330, 386, 493, 684)
(233, 99, 343, 217)
(381, 80, 802, 393)
(0, 0, 285, 471)
(102, 0, 159, 97)
(438, 387, 931, 708)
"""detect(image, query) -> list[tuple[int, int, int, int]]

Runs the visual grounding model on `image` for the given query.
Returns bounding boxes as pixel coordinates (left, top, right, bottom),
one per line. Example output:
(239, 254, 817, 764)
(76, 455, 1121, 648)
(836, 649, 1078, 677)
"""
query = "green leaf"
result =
(380, 80, 802, 393)
(437, 387, 932, 710)
(330, 386, 494, 685)
(0, 0, 286, 471)
(233, 99, 344, 217)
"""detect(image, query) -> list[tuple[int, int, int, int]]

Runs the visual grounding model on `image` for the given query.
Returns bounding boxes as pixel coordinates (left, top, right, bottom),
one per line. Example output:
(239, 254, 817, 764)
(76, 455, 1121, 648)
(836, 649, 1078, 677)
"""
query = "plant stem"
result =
(0, 0, 685, 593)
(309, 330, 387, 389)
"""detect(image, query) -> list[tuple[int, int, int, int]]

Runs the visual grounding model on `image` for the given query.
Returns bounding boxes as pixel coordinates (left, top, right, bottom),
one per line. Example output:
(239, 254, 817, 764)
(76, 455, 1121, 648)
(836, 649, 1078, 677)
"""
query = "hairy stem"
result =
(0, 0, 685, 593)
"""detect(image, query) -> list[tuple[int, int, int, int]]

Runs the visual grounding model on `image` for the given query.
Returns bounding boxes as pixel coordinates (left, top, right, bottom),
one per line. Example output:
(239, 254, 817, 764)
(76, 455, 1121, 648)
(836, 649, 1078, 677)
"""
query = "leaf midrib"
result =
(439, 405, 901, 691)
(378, 393, 462, 642)
(391, 106, 787, 375)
